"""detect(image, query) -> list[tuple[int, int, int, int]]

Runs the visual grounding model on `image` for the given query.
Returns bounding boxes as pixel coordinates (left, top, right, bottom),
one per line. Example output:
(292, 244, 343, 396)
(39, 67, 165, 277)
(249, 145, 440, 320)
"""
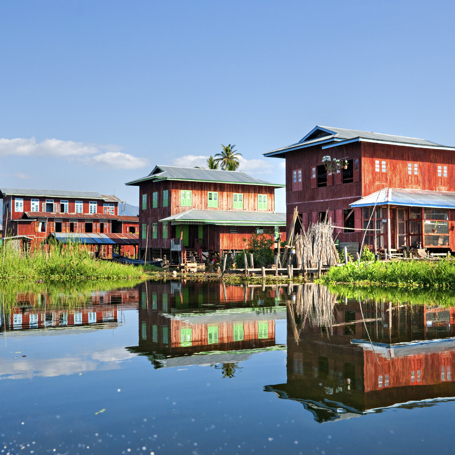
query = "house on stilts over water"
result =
(265, 125, 455, 256)
(125, 165, 286, 263)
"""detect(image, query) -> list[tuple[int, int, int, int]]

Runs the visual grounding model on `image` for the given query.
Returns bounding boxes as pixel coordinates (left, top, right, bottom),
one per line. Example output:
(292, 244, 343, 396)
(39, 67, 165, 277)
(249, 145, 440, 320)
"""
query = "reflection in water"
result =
(127, 281, 286, 371)
(268, 284, 455, 423)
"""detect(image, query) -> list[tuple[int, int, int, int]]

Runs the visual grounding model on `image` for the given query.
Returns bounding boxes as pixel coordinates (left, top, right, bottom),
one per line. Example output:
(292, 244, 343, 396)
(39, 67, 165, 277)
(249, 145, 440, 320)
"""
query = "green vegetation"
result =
(214, 144, 242, 171)
(0, 243, 148, 282)
(234, 232, 275, 268)
(323, 259, 455, 288)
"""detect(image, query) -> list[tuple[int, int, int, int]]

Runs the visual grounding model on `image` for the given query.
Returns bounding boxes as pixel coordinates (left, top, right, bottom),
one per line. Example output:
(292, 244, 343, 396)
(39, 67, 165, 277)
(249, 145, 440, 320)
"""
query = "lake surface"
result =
(2, 281, 455, 454)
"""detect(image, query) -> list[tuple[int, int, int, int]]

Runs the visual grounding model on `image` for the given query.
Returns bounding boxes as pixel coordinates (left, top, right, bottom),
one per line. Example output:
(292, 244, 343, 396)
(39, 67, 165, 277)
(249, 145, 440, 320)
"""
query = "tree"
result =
(214, 144, 242, 171)
(207, 156, 219, 169)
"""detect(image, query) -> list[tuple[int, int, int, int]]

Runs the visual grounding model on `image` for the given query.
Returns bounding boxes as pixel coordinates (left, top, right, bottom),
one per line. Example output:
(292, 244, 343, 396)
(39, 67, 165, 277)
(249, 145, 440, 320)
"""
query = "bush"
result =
(360, 245, 376, 262)
(234, 232, 275, 268)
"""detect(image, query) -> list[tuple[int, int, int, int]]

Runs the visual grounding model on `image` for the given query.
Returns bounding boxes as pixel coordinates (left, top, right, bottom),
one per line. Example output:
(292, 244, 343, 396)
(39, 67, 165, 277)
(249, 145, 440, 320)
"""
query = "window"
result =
(258, 321, 269, 339)
(14, 198, 23, 212)
(342, 159, 354, 183)
(152, 293, 157, 310)
(141, 322, 147, 340)
(153, 192, 158, 208)
(230, 227, 237, 233)
(181, 328, 192, 347)
(181, 190, 192, 207)
(375, 160, 380, 172)
(89, 201, 97, 214)
(438, 165, 448, 177)
(256, 228, 264, 234)
(317, 164, 327, 187)
(89, 313, 97, 324)
(208, 192, 218, 208)
(152, 325, 158, 342)
(75, 201, 83, 213)
(162, 293, 168, 312)
(45, 199, 54, 212)
(142, 194, 147, 210)
(162, 222, 168, 239)
(414, 163, 418, 175)
(39, 221, 46, 232)
(408, 163, 412, 175)
(292, 169, 302, 191)
(233, 193, 243, 209)
(424, 208, 449, 247)
(381, 161, 386, 173)
(378, 375, 383, 388)
(103, 203, 115, 214)
(258, 194, 267, 211)
(234, 323, 244, 342)
(29, 314, 38, 328)
(152, 223, 158, 239)
(60, 200, 68, 213)
(85, 223, 93, 233)
(163, 190, 169, 207)
(142, 224, 147, 239)
(31, 199, 39, 212)
(100, 223, 104, 233)
(55, 222, 62, 233)
(344, 209, 355, 233)
(163, 326, 169, 344)
(74, 312, 82, 325)
(208, 325, 219, 344)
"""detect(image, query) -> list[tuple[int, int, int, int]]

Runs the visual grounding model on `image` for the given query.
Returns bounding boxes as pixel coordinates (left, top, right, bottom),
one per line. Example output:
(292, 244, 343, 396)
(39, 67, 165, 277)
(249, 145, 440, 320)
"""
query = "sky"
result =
(1, 0, 455, 212)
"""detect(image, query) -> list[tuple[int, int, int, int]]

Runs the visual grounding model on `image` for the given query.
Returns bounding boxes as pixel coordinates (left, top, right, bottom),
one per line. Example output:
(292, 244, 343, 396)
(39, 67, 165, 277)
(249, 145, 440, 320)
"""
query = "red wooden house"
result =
(126, 165, 286, 262)
(265, 125, 455, 255)
(0, 188, 139, 257)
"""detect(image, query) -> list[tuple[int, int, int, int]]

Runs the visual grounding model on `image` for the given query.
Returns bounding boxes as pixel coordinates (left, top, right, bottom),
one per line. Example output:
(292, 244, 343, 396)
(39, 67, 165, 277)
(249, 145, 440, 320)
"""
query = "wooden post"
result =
(250, 253, 254, 269)
(244, 252, 248, 276)
(344, 246, 348, 264)
(282, 207, 298, 265)
(387, 205, 392, 260)
(223, 254, 227, 273)
(290, 264, 293, 280)
(274, 254, 279, 276)
(318, 260, 322, 278)
(262, 266, 266, 278)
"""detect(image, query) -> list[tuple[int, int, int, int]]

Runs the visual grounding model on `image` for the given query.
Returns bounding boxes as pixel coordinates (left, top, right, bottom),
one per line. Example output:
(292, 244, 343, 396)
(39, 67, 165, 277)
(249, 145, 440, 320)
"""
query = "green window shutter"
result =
(208, 192, 218, 208)
(152, 293, 157, 310)
(141, 291, 147, 309)
(162, 222, 168, 239)
(181, 328, 192, 347)
(175, 225, 181, 239)
(142, 224, 147, 239)
(258, 321, 269, 339)
(234, 193, 243, 209)
(208, 325, 219, 344)
(198, 225, 203, 239)
(163, 326, 169, 344)
(152, 223, 158, 239)
(153, 192, 158, 208)
(152, 325, 158, 343)
(142, 194, 147, 210)
(181, 190, 192, 207)
(258, 195, 267, 210)
(163, 190, 169, 207)
(162, 293, 168, 312)
(234, 323, 244, 341)
(141, 322, 147, 340)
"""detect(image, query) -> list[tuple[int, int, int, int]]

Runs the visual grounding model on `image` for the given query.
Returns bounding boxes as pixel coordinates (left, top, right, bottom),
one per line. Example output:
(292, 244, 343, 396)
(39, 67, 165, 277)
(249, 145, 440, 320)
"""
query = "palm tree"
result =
(214, 144, 242, 171)
(207, 156, 219, 169)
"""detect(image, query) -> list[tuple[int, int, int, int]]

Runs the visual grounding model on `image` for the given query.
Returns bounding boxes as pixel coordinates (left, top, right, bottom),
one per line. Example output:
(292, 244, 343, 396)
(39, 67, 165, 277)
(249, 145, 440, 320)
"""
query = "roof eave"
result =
(264, 138, 341, 158)
(323, 138, 455, 151)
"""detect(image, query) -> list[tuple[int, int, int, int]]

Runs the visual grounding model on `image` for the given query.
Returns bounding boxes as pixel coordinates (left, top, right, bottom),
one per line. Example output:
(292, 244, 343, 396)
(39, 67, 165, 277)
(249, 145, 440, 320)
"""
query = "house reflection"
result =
(266, 284, 455, 422)
(127, 281, 286, 368)
(0, 289, 139, 333)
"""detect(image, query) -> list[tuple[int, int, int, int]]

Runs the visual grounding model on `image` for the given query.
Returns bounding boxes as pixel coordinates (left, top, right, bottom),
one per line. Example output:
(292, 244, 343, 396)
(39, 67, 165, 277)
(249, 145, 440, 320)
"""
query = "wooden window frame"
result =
(153, 192, 158, 208)
(292, 168, 302, 191)
(142, 223, 147, 240)
(142, 194, 147, 210)
(75, 201, 83, 214)
(14, 198, 23, 212)
(208, 191, 218, 208)
(31, 199, 39, 212)
(162, 222, 168, 239)
(233, 193, 243, 209)
(258, 194, 267, 211)
(60, 200, 69, 213)
(163, 190, 169, 207)
(181, 190, 192, 207)
(152, 223, 158, 239)
(89, 201, 97, 214)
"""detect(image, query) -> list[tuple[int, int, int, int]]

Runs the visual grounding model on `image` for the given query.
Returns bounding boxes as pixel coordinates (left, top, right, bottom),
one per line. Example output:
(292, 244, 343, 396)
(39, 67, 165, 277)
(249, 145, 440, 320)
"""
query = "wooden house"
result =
(0, 188, 139, 257)
(126, 165, 286, 262)
(265, 125, 455, 255)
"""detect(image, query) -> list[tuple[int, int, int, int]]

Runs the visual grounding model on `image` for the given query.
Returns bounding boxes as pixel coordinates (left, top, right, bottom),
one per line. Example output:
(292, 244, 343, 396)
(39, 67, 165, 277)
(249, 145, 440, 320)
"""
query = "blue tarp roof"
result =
(351, 188, 455, 209)
(49, 233, 138, 245)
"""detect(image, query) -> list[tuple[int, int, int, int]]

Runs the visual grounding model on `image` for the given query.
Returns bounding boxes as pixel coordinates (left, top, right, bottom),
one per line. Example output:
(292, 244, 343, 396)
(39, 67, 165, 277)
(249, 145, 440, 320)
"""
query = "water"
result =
(1, 281, 455, 454)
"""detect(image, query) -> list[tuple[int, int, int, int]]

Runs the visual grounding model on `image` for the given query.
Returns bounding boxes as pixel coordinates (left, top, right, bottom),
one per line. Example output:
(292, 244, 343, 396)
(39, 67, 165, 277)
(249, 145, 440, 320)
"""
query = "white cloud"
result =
(0, 137, 149, 170)
(171, 154, 275, 174)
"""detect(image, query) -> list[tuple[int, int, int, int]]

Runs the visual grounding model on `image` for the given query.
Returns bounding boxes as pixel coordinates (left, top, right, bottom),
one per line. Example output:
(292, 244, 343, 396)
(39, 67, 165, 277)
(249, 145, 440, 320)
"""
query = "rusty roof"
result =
(22, 212, 138, 222)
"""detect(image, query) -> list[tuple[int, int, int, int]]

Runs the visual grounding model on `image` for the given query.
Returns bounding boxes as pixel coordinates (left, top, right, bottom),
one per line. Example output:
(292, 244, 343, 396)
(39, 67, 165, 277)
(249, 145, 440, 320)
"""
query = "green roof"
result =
(125, 165, 284, 187)
(159, 209, 286, 226)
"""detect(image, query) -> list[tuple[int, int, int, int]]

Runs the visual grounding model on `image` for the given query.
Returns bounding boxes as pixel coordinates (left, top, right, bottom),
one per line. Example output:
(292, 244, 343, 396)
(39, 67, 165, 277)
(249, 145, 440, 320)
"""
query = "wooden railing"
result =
(194, 239, 203, 262)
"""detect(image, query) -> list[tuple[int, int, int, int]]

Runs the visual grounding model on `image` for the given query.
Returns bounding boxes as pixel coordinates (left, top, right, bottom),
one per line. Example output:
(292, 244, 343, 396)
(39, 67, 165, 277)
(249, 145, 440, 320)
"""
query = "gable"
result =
(299, 126, 336, 144)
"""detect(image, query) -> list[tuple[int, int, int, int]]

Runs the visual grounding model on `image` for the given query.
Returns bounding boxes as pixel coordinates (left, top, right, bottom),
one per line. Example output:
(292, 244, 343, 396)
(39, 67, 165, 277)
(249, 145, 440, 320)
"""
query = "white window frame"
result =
(88, 312, 97, 324)
(15, 198, 23, 212)
(75, 201, 83, 213)
(375, 160, 380, 172)
(89, 201, 97, 214)
(381, 161, 386, 173)
(31, 199, 39, 212)
(74, 312, 83, 325)
(60, 200, 69, 213)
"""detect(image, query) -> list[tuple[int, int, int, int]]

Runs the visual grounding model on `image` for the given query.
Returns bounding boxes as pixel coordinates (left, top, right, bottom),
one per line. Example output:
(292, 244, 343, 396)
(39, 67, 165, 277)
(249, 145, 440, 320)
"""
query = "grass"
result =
(0, 243, 149, 282)
(322, 259, 455, 288)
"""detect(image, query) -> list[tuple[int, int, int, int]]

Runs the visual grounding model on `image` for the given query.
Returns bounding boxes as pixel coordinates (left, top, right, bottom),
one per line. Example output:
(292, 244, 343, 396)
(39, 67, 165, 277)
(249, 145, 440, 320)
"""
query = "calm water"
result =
(2, 281, 455, 454)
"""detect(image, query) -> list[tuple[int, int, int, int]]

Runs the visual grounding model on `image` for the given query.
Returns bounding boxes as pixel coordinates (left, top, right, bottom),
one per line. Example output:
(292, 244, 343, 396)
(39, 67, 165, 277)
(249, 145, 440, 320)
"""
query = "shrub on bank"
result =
(323, 259, 455, 288)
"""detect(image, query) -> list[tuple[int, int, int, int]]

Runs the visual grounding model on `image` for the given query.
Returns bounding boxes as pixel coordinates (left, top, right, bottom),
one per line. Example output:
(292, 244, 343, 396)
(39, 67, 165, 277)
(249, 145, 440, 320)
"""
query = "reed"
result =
(323, 259, 455, 288)
(0, 242, 148, 281)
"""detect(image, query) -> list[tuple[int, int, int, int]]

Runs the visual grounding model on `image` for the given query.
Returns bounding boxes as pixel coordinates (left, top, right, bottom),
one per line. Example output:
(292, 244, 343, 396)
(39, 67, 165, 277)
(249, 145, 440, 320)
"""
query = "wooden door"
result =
(182, 225, 189, 247)
(397, 208, 408, 248)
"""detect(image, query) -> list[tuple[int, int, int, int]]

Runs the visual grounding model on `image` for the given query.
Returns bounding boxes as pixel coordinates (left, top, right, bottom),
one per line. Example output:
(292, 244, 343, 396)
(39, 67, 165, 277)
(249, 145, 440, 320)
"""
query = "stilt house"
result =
(265, 126, 455, 255)
(125, 165, 286, 262)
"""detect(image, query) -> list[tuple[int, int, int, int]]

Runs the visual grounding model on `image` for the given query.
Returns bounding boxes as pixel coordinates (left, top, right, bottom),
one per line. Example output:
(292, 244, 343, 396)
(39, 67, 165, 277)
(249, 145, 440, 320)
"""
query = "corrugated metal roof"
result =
(264, 125, 454, 158)
(159, 209, 286, 225)
(22, 212, 138, 222)
(351, 188, 455, 209)
(126, 165, 285, 187)
(0, 188, 107, 199)
(50, 233, 138, 245)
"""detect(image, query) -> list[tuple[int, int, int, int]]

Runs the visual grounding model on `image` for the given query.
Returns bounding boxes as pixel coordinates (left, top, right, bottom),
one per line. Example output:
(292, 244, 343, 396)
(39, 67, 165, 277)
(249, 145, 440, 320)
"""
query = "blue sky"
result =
(1, 0, 454, 212)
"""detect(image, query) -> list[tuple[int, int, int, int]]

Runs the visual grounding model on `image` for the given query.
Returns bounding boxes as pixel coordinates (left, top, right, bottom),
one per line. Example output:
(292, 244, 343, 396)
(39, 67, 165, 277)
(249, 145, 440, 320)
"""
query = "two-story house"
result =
(125, 165, 286, 262)
(0, 188, 139, 256)
(265, 126, 455, 255)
